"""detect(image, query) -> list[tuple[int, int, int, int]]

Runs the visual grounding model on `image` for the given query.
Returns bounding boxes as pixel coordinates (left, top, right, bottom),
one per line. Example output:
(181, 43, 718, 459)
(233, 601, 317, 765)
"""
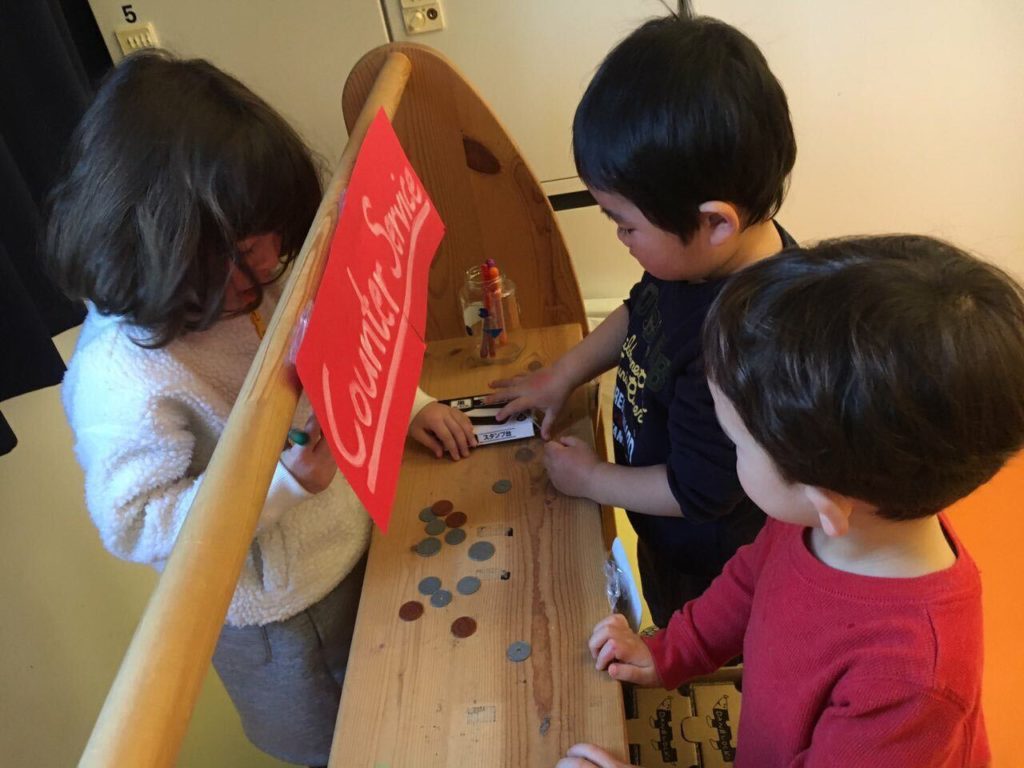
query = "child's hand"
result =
(485, 366, 572, 439)
(556, 743, 633, 768)
(410, 402, 477, 461)
(544, 435, 599, 499)
(281, 415, 336, 493)
(588, 613, 662, 687)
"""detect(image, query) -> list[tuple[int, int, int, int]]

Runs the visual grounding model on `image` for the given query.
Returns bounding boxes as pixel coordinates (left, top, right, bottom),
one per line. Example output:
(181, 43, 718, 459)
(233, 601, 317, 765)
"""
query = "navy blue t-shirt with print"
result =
(614, 223, 797, 627)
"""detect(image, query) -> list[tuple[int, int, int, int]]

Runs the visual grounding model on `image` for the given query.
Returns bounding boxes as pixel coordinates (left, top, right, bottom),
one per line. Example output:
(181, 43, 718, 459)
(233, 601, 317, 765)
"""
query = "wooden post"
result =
(79, 52, 412, 768)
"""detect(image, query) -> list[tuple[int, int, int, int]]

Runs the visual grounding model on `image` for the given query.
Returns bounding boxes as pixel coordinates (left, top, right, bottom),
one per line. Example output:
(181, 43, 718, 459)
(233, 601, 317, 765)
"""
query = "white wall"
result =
(87, 0, 1024, 290)
(703, 0, 1024, 279)
(87, 0, 391, 168)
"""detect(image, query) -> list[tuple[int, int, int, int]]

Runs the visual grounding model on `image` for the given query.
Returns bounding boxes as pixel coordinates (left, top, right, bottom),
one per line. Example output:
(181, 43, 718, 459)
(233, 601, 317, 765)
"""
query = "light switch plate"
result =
(401, 1, 444, 35)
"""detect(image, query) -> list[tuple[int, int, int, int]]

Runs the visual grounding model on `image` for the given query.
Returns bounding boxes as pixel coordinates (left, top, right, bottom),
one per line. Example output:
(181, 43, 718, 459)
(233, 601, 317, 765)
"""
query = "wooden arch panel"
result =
(343, 42, 587, 342)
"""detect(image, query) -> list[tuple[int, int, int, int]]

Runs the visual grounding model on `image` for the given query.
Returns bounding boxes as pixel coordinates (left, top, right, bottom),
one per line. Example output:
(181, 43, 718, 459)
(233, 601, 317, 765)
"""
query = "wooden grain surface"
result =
(330, 325, 626, 767)
(342, 43, 588, 342)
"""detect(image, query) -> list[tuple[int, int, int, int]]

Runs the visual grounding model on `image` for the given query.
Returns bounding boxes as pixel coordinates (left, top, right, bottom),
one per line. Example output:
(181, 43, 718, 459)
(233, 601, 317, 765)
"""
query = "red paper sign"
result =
(296, 109, 444, 532)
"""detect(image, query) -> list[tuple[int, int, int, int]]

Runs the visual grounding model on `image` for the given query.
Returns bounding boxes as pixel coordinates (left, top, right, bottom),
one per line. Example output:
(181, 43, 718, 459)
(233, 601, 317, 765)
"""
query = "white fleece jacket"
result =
(62, 294, 433, 626)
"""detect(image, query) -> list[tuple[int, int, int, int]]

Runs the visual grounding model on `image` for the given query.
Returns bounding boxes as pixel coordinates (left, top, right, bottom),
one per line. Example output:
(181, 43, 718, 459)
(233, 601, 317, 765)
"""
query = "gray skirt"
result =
(212, 554, 367, 765)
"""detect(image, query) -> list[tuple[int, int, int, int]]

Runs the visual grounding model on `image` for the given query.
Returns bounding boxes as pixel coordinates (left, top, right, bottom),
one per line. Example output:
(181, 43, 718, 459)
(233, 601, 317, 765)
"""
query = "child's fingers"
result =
(301, 415, 322, 444)
(443, 413, 471, 458)
(593, 639, 617, 671)
(438, 417, 468, 460)
(588, 614, 629, 658)
(486, 374, 526, 391)
(554, 758, 591, 768)
(432, 422, 461, 461)
(412, 427, 444, 459)
(564, 743, 627, 768)
(311, 435, 333, 455)
(540, 407, 560, 440)
(494, 396, 530, 423)
(607, 661, 651, 686)
(451, 408, 478, 447)
(606, 663, 655, 692)
(543, 437, 566, 460)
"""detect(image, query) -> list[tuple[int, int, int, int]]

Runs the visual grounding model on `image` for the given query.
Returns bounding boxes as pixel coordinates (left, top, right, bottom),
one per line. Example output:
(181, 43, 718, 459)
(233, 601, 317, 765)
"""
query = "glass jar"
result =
(458, 265, 522, 363)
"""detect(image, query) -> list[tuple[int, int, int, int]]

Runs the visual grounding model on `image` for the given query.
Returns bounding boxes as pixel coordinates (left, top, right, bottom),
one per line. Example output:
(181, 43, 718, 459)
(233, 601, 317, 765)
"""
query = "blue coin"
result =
(425, 518, 446, 536)
(456, 576, 481, 595)
(514, 447, 535, 463)
(418, 507, 438, 523)
(468, 541, 496, 561)
(415, 537, 442, 557)
(445, 528, 467, 545)
(506, 641, 532, 662)
(418, 576, 442, 595)
(430, 589, 453, 608)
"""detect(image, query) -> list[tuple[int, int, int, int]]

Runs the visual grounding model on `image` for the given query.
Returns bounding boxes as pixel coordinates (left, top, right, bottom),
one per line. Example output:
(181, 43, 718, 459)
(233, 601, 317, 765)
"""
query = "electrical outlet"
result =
(115, 22, 160, 56)
(401, 1, 444, 35)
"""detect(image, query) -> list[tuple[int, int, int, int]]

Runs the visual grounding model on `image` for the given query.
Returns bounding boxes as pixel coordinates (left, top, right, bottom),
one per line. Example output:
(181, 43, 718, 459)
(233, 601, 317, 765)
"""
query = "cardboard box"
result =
(623, 675, 742, 767)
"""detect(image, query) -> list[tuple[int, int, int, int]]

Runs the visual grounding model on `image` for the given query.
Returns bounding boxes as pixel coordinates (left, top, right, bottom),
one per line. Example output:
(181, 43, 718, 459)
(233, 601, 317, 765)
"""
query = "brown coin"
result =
(451, 616, 477, 639)
(399, 600, 424, 622)
(527, 360, 543, 372)
(446, 511, 468, 528)
(431, 499, 454, 517)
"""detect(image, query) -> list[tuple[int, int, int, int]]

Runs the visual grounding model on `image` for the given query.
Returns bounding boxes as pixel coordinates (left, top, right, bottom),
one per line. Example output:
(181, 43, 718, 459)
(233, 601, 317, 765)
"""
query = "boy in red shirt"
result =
(561, 235, 1024, 767)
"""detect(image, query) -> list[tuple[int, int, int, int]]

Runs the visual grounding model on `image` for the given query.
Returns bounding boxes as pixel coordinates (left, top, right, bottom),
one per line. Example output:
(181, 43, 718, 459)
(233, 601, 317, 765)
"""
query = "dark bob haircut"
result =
(704, 235, 1024, 520)
(573, 14, 796, 242)
(46, 50, 322, 347)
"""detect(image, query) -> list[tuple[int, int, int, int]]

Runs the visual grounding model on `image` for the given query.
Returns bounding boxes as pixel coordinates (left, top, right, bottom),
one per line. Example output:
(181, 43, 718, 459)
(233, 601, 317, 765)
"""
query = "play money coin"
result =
(456, 576, 481, 596)
(418, 576, 442, 595)
(430, 589, 453, 608)
(514, 447, 535, 463)
(507, 641, 532, 662)
(418, 507, 437, 523)
(445, 511, 467, 528)
(431, 499, 454, 517)
(451, 617, 477, 639)
(415, 537, 442, 557)
(399, 601, 424, 622)
(468, 541, 496, 561)
(425, 518, 447, 536)
(492, 479, 512, 494)
(445, 528, 467, 545)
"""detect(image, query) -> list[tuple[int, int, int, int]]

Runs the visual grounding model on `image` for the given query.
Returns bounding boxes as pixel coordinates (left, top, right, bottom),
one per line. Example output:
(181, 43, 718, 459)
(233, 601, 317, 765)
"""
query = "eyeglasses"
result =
(231, 247, 291, 287)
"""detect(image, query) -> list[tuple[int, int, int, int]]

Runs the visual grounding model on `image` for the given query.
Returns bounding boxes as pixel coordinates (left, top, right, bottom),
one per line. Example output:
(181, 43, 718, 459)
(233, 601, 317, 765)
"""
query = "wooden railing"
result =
(78, 52, 412, 768)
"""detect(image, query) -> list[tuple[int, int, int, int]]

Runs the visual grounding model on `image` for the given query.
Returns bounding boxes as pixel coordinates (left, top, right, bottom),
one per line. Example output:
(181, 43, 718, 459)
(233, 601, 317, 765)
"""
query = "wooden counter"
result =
(330, 324, 626, 767)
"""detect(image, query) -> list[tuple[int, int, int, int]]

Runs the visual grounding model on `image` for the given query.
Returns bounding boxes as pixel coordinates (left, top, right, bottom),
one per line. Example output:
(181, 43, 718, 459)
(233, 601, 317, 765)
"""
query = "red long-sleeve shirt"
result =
(644, 517, 989, 767)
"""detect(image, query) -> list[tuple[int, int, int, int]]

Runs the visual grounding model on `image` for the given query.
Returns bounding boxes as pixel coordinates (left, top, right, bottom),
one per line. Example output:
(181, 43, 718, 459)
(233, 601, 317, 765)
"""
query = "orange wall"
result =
(945, 453, 1024, 766)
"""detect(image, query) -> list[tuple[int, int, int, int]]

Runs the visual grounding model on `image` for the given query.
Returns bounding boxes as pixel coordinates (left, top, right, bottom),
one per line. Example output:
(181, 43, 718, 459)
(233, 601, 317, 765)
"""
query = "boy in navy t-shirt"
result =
(490, 13, 797, 626)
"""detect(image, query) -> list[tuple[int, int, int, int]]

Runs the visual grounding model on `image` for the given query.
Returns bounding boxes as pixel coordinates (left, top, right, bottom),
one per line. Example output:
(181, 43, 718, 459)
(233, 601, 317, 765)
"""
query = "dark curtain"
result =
(0, 0, 111, 455)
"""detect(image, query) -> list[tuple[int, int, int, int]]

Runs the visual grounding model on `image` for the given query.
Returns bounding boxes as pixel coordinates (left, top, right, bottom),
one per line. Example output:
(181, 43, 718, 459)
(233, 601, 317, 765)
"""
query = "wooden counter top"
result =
(330, 324, 626, 767)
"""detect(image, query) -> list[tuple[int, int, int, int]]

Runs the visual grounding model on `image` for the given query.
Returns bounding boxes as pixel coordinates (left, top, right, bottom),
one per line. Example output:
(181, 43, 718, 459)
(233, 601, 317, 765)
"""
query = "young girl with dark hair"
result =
(48, 50, 474, 765)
